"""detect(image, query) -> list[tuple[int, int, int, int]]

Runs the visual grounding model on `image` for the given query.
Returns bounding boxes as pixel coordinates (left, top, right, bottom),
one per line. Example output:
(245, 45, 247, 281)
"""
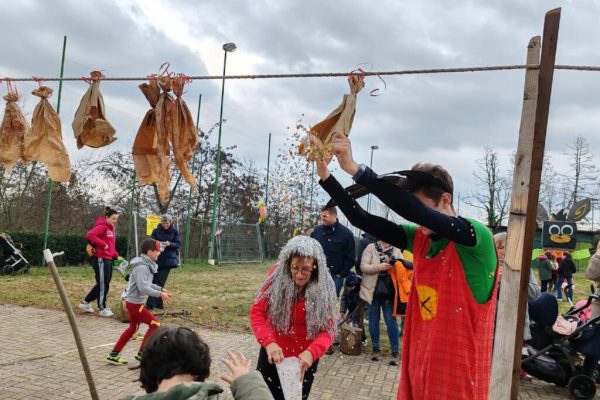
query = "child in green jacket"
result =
(123, 326, 273, 400)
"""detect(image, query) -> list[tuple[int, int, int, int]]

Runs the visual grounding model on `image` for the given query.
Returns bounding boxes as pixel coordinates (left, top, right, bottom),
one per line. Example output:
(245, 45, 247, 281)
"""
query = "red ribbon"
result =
(32, 76, 45, 88)
(6, 80, 18, 96)
(159, 62, 173, 77)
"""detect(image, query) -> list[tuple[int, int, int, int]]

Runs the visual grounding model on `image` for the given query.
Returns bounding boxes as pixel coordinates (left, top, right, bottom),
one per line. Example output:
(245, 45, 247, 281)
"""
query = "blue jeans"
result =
(556, 276, 573, 300)
(330, 273, 345, 298)
(368, 295, 399, 353)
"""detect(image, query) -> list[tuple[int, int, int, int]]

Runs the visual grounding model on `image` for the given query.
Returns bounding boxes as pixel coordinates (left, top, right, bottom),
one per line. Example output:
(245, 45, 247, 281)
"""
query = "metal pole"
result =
(265, 132, 271, 207)
(133, 212, 139, 256)
(44, 249, 99, 400)
(184, 94, 202, 263)
(126, 172, 136, 259)
(209, 45, 234, 264)
(309, 162, 315, 213)
(41, 35, 67, 266)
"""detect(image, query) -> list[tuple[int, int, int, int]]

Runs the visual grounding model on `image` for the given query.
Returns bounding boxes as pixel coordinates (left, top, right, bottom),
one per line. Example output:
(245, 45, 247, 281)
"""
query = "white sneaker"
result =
(79, 302, 94, 313)
(99, 308, 114, 317)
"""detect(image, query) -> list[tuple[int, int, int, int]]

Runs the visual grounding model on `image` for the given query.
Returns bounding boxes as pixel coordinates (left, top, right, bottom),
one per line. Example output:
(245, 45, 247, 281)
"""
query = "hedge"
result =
(5, 231, 127, 266)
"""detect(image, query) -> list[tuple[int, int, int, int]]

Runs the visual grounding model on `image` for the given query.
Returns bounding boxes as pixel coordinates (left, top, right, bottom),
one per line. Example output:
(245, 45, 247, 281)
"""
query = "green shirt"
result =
(403, 218, 497, 304)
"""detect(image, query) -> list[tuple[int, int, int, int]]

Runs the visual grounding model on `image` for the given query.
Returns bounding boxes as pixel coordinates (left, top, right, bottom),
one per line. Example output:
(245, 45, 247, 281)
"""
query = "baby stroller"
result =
(0, 233, 30, 275)
(522, 292, 600, 400)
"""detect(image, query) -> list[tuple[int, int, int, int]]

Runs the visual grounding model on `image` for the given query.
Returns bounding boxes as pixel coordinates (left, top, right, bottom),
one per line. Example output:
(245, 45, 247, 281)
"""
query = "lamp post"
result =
(208, 42, 236, 265)
(366, 145, 378, 212)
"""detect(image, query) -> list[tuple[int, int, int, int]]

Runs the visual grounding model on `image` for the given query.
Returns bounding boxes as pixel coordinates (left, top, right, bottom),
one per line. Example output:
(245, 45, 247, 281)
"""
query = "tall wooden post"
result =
(489, 8, 561, 400)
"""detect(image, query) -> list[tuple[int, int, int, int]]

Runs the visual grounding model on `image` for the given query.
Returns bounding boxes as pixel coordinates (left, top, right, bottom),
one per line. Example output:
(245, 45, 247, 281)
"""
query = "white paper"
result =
(275, 356, 302, 400)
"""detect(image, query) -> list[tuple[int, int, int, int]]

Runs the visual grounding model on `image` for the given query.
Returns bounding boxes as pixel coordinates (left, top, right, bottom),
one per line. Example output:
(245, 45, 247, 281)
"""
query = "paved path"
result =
(0, 304, 592, 399)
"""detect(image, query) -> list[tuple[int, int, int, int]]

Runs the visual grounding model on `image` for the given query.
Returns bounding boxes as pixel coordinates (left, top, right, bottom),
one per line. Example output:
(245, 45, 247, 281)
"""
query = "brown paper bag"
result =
(154, 76, 175, 202)
(0, 92, 29, 172)
(310, 73, 365, 143)
(132, 80, 161, 185)
(72, 71, 116, 149)
(172, 75, 198, 191)
(23, 86, 72, 182)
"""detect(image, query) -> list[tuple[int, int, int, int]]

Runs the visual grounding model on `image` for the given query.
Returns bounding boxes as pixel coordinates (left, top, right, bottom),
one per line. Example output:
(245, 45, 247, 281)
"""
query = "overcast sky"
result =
(1, 0, 600, 220)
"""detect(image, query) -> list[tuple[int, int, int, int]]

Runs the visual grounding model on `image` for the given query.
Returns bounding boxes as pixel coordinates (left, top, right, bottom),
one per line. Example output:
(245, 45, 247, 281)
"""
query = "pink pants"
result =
(114, 302, 160, 352)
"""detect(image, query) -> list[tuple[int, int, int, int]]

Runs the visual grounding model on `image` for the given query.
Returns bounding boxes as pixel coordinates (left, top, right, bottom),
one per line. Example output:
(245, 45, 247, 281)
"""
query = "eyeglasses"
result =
(290, 265, 314, 276)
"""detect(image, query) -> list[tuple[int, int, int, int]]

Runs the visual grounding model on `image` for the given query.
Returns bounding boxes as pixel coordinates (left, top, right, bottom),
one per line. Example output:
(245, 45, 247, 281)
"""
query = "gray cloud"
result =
(1, 0, 600, 221)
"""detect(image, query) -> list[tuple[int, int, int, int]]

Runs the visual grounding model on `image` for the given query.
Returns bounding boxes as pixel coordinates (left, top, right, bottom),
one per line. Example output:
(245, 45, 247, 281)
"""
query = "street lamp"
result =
(208, 42, 236, 265)
(366, 145, 378, 212)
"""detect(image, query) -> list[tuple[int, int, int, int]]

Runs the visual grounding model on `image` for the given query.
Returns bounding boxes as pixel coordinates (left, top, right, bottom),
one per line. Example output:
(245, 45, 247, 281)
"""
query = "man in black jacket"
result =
(311, 206, 356, 297)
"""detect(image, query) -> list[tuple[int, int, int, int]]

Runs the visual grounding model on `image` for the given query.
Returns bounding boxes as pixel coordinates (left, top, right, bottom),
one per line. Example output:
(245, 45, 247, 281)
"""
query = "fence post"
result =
(133, 212, 140, 257)
(41, 35, 67, 266)
(489, 8, 560, 400)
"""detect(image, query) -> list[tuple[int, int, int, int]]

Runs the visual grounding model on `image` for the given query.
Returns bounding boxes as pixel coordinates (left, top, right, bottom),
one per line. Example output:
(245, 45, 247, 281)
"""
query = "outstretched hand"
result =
(221, 351, 252, 384)
(330, 132, 360, 176)
(310, 135, 333, 181)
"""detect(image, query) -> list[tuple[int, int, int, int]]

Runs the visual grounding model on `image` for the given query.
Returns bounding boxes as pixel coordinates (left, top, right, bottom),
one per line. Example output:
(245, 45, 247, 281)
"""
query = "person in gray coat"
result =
(106, 239, 172, 365)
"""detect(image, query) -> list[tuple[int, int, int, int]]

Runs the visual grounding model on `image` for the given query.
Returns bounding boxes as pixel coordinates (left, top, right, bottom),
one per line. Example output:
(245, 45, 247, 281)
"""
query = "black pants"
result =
(257, 346, 318, 400)
(540, 279, 553, 293)
(146, 268, 171, 309)
(84, 257, 113, 309)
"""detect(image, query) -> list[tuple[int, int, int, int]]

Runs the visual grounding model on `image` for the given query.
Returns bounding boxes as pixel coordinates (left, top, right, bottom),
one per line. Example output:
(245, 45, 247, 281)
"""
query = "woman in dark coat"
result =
(147, 214, 180, 309)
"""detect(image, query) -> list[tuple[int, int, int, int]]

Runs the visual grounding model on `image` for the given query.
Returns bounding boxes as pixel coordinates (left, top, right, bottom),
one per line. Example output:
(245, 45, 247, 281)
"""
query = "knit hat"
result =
(160, 214, 172, 222)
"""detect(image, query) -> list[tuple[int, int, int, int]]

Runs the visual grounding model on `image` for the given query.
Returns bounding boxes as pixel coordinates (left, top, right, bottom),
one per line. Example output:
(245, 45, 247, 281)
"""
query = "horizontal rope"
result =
(1, 64, 599, 82)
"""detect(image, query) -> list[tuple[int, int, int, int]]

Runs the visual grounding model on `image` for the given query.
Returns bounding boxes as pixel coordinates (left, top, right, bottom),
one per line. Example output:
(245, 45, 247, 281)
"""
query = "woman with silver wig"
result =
(250, 235, 338, 400)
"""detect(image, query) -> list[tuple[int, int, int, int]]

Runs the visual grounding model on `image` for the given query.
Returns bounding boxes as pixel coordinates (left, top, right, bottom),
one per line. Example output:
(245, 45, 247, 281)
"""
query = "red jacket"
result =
(85, 216, 119, 260)
(249, 265, 333, 361)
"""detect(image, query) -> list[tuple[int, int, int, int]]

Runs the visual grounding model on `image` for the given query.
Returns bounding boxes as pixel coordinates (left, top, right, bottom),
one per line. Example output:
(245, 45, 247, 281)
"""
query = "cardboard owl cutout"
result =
(538, 198, 592, 250)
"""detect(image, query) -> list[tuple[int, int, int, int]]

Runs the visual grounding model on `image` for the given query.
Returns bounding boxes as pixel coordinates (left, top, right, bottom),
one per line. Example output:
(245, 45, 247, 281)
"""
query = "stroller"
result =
(522, 292, 600, 400)
(0, 233, 30, 275)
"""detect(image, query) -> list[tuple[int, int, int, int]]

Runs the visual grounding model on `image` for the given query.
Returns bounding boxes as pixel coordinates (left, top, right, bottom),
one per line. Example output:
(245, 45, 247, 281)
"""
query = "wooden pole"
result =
(44, 249, 99, 400)
(489, 8, 561, 400)
(41, 35, 67, 266)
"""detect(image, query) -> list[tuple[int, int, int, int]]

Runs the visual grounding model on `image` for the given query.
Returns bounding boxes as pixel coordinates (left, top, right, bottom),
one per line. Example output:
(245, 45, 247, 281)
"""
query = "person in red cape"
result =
(313, 133, 499, 400)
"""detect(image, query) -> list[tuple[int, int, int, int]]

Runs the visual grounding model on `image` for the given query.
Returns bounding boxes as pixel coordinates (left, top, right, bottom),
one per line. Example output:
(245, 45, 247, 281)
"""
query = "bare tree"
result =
(465, 147, 511, 228)
(562, 135, 597, 209)
(539, 154, 560, 215)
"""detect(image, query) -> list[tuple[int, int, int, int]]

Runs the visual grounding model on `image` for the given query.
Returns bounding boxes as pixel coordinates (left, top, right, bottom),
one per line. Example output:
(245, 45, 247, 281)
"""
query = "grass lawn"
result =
(0, 261, 273, 332)
(1, 261, 597, 334)
(558, 271, 597, 314)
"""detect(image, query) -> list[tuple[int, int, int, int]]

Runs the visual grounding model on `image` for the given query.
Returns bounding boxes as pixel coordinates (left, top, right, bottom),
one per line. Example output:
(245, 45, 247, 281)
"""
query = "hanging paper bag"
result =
(72, 71, 116, 149)
(23, 86, 72, 182)
(0, 88, 29, 172)
(171, 75, 198, 191)
(132, 79, 161, 185)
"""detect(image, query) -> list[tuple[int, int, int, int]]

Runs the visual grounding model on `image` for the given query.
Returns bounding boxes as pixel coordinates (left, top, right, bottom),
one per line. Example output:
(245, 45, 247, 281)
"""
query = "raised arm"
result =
(327, 133, 476, 247)
(355, 166, 476, 246)
(319, 174, 408, 250)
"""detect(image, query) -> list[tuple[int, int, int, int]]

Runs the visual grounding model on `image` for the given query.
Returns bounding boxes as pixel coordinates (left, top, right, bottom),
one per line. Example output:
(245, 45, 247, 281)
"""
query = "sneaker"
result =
(326, 347, 335, 355)
(99, 308, 114, 317)
(389, 352, 399, 366)
(134, 351, 142, 362)
(106, 354, 128, 365)
(79, 302, 94, 313)
(371, 349, 381, 362)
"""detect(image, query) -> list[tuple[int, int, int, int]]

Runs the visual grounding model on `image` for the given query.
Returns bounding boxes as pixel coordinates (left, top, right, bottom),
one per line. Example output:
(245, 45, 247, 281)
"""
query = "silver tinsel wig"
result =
(256, 235, 338, 339)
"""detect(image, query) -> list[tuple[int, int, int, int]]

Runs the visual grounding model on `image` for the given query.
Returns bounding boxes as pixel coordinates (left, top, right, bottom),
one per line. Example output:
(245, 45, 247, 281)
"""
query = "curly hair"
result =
(139, 327, 211, 393)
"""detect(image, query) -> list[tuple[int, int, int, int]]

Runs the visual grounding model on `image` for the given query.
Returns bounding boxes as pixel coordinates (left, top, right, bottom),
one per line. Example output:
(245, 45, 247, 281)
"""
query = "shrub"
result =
(5, 231, 127, 266)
